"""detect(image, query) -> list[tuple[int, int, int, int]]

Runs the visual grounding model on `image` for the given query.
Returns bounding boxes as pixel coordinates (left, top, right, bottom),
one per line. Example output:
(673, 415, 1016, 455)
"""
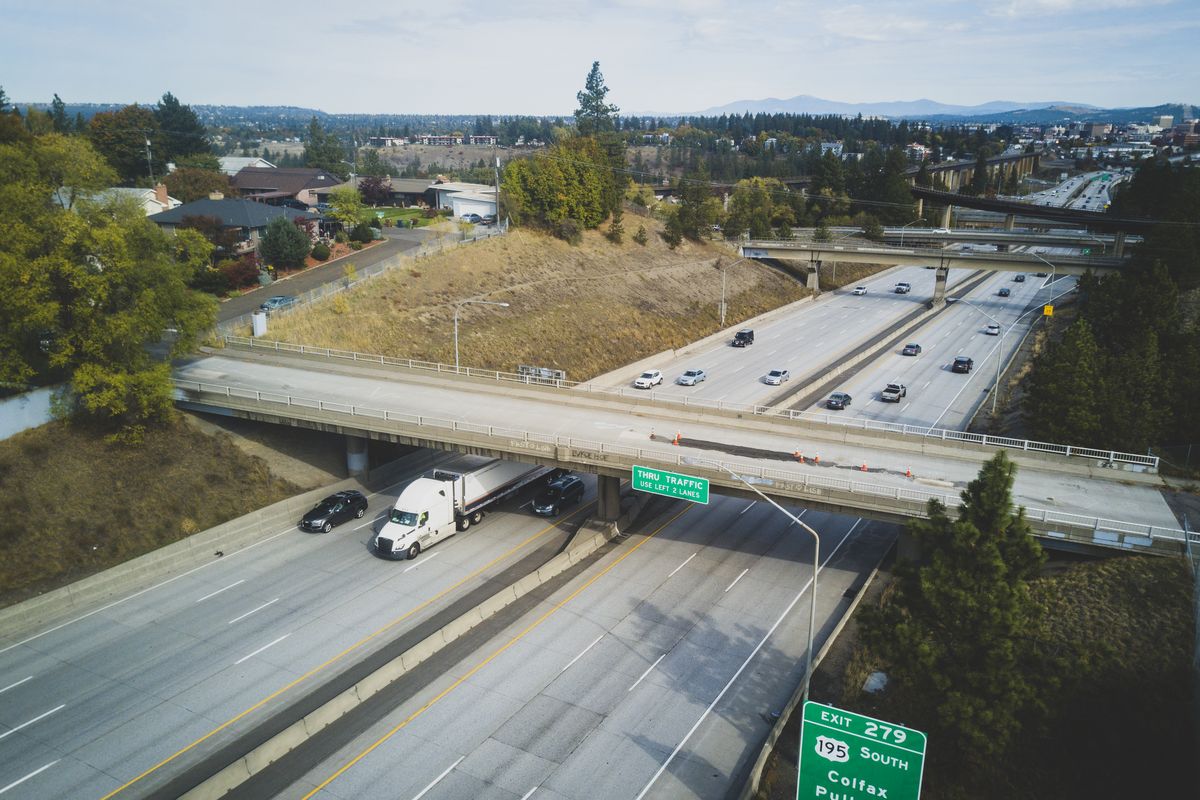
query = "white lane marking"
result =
(739, 501, 757, 515)
(234, 633, 290, 666)
(519, 789, 537, 800)
(0, 525, 296, 656)
(667, 553, 697, 578)
(628, 654, 666, 692)
(0, 704, 66, 742)
(559, 634, 605, 675)
(634, 518, 861, 800)
(0, 676, 33, 695)
(195, 579, 245, 603)
(922, 380, 931, 389)
(724, 569, 749, 593)
(403, 552, 442, 573)
(900, 402, 910, 413)
(0, 761, 58, 796)
(411, 756, 465, 800)
(227, 598, 279, 625)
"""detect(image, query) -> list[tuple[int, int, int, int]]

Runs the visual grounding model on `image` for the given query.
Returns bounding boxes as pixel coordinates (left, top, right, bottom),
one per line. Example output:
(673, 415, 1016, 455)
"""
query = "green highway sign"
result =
(631, 465, 709, 504)
(797, 702, 926, 800)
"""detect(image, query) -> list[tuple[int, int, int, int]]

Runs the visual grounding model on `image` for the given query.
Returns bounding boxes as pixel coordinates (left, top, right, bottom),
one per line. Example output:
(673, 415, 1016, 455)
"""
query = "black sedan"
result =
(826, 391, 852, 410)
(300, 490, 368, 532)
(998, 287, 1011, 297)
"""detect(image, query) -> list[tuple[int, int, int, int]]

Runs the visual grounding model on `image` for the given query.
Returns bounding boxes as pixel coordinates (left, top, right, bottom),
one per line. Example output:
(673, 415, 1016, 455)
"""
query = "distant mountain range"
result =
(688, 95, 1099, 118)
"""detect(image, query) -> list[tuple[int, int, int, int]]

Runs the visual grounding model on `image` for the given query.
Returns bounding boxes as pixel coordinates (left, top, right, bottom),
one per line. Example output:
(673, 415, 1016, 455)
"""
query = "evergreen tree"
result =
(257, 216, 311, 269)
(154, 92, 209, 161)
(966, 150, 990, 195)
(861, 452, 1046, 777)
(574, 61, 619, 136)
(303, 117, 349, 179)
(50, 93, 69, 133)
(1023, 318, 1105, 445)
(87, 104, 165, 184)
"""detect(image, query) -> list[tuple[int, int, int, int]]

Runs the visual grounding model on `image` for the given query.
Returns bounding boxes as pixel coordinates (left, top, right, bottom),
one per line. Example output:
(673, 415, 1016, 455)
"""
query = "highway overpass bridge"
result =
(174, 341, 1189, 556)
(740, 239, 1125, 302)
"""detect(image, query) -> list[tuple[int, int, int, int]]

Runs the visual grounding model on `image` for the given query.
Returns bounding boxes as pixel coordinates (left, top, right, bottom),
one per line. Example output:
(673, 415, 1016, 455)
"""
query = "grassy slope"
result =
(263, 222, 810, 380)
(0, 418, 299, 607)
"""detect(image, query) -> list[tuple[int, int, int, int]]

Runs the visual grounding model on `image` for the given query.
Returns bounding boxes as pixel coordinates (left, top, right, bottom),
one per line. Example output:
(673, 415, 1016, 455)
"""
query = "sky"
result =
(3, 0, 1197, 115)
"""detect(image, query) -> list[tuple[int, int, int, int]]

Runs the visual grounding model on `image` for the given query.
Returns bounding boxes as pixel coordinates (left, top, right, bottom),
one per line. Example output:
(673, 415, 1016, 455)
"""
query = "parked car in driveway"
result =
(634, 369, 663, 389)
(763, 369, 790, 385)
(532, 473, 584, 516)
(826, 391, 852, 410)
(677, 368, 707, 386)
(260, 295, 298, 313)
(300, 490, 368, 533)
(901, 343, 922, 356)
(462, 213, 483, 223)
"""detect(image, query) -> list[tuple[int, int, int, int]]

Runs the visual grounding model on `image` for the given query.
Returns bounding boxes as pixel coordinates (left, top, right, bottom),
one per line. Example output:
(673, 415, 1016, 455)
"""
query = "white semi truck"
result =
(372, 457, 556, 560)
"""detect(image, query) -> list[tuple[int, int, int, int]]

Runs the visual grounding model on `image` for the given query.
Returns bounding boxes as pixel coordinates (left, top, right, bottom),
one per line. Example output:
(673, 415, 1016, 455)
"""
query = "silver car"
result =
(763, 369, 790, 385)
(677, 368, 707, 386)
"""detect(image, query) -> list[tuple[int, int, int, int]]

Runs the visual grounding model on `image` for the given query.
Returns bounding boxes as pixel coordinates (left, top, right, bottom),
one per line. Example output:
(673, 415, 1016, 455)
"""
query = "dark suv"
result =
(300, 490, 368, 532)
(732, 329, 755, 347)
(532, 474, 584, 516)
(952, 356, 974, 374)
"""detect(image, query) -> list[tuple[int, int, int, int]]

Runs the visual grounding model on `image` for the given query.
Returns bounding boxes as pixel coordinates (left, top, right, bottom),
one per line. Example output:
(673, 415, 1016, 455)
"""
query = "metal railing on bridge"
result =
(173, 376, 1191, 553)
(216, 335, 1159, 472)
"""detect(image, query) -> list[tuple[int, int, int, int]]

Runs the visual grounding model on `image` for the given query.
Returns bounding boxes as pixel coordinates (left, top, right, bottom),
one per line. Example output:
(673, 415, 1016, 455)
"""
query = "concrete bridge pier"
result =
(915, 198, 924, 219)
(807, 261, 821, 294)
(931, 266, 949, 308)
(1114, 231, 1126, 257)
(939, 205, 952, 229)
(1004, 213, 1015, 231)
(346, 435, 369, 477)
(596, 474, 622, 522)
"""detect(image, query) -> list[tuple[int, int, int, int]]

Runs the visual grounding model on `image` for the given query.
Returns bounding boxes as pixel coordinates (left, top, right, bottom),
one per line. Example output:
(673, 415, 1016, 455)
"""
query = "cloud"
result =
(989, 0, 1173, 18)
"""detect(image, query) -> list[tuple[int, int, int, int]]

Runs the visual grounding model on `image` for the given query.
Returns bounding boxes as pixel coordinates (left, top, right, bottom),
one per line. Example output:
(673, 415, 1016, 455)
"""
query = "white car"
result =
(676, 368, 707, 386)
(763, 369, 791, 385)
(985, 323, 1000, 336)
(852, 286, 868, 295)
(633, 369, 663, 389)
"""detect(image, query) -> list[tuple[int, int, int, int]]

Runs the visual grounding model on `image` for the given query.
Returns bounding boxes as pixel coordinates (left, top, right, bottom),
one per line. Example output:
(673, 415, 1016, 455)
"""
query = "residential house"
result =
(430, 181, 497, 215)
(231, 167, 343, 207)
(55, 183, 181, 216)
(312, 177, 436, 207)
(218, 156, 277, 176)
(148, 196, 321, 256)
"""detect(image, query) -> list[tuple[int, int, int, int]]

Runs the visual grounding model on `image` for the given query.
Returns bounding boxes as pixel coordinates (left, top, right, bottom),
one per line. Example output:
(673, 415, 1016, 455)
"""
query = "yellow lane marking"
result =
(99, 504, 592, 800)
(301, 503, 691, 800)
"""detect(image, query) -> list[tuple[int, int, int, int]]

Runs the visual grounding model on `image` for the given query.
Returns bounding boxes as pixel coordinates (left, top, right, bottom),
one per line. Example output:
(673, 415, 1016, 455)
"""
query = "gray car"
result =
(677, 368, 707, 386)
(260, 295, 298, 313)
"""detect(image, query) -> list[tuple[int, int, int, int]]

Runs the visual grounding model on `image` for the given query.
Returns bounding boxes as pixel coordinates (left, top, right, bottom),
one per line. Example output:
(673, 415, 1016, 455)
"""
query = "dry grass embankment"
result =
(0, 418, 300, 607)
(265, 221, 809, 380)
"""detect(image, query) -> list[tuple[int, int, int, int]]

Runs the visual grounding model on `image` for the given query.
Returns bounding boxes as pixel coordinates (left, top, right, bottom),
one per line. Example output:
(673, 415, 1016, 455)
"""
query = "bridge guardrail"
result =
(742, 239, 1125, 269)
(174, 379, 1191, 551)
(217, 335, 1159, 471)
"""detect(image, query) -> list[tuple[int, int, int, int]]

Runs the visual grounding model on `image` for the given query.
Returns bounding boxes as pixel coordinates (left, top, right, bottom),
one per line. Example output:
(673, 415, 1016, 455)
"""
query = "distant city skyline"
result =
(3, 0, 1196, 116)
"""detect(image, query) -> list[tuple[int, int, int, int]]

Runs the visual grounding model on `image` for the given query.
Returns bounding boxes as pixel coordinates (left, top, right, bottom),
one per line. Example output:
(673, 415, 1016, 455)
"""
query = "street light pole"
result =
(453, 299, 510, 370)
(957, 298, 1005, 414)
(718, 257, 749, 329)
(707, 461, 821, 701)
(1030, 250, 1057, 288)
(898, 218, 922, 247)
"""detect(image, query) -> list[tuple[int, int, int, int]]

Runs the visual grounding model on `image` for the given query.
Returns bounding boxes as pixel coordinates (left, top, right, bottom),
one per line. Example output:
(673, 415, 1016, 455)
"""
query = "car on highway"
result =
(901, 343, 922, 356)
(1014, 273, 1026, 282)
(985, 323, 1001, 336)
(300, 490, 368, 533)
(826, 391, 852, 410)
(880, 383, 907, 402)
(763, 369, 791, 385)
(531, 473, 585, 516)
(998, 287, 1011, 297)
(933, 227, 951, 234)
(952, 356, 974, 373)
(462, 213, 483, 223)
(732, 329, 755, 347)
(1034, 271, 1048, 277)
(633, 369, 663, 389)
(260, 295, 299, 313)
(676, 368, 707, 386)
(852, 286, 868, 295)
(894, 282, 911, 294)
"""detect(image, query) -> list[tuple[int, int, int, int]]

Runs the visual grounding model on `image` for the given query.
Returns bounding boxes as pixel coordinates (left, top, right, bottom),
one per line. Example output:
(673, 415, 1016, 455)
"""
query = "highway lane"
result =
(638, 265, 973, 407)
(0, 457, 595, 800)
(246, 496, 895, 800)
(810, 270, 1075, 429)
(172, 352, 1182, 534)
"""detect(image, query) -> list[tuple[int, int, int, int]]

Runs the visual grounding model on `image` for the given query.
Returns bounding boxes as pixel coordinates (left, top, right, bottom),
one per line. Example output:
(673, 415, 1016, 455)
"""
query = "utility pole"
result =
(143, 135, 155, 184)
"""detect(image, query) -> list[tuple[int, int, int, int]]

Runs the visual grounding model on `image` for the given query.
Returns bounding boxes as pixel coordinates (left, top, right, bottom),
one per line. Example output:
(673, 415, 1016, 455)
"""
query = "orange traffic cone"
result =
(860, 462, 868, 472)
(793, 451, 803, 462)
(673, 432, 681, 446)
(814, 454, 820, 464)
(906, 466, 912, 478)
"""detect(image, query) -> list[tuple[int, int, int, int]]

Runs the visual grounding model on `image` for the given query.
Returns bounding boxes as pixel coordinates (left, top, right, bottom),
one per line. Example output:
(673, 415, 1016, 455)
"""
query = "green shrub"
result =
(350, 241, 363, 250)
(350, 223, 375, 243)
(553, 218, 583, 245)
(334, 230, 349, 244)
(311, 242, 331, 261)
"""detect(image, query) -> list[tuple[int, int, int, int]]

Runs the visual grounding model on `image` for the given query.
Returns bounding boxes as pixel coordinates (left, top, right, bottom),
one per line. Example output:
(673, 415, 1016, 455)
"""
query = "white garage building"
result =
(432, 181, 498, 218)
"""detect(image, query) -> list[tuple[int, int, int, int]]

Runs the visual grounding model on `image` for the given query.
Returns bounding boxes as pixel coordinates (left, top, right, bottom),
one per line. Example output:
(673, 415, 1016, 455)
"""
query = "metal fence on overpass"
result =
(216, 335, 1159, 472)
